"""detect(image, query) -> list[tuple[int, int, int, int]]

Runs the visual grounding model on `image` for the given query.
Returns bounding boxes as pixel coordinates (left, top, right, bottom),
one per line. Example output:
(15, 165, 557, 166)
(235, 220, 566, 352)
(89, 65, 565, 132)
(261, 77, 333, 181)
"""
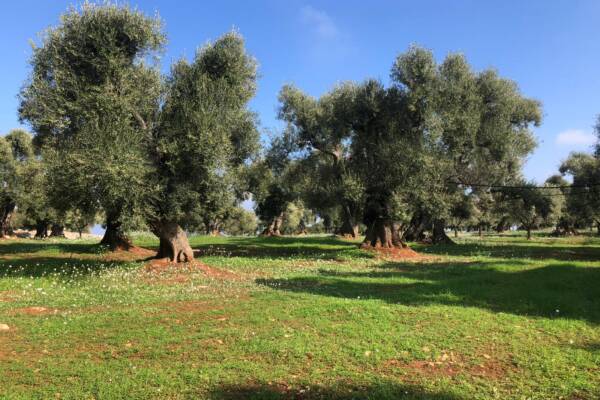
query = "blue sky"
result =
(2, 0, 600, 183)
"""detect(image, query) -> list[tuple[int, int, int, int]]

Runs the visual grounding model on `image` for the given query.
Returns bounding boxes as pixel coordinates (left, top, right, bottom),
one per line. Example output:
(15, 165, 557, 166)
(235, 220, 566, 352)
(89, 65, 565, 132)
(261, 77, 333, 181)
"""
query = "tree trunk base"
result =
(338, 225, 359, 239)
(261, 229, 281, 237)
(551, 227, 579, 236)
(35, 221, 49, 239)
(50, 224, 65, 238)
(404, 213, 428, 243)
(0, 202, 15, 239)
(261, 215, 283, 237)
(100, 221, 132, 251)
(361, 219, 420, 259)
(339, 214, 360, 239)
(432, 220, 455, 245)
(152, 221, 194, 263)
(361, 219, 406, 249)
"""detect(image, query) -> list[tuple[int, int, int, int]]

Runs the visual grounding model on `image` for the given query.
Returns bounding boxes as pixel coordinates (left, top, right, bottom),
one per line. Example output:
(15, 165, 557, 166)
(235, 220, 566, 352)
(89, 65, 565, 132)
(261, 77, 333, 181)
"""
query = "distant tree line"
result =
(1, 3, 599, 262)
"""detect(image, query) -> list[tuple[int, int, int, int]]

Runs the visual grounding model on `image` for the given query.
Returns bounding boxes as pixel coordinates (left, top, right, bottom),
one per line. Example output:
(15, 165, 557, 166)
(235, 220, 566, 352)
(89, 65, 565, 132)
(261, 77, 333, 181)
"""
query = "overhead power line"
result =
(448, 181, 600, 190)
(443, 180, 600, 198)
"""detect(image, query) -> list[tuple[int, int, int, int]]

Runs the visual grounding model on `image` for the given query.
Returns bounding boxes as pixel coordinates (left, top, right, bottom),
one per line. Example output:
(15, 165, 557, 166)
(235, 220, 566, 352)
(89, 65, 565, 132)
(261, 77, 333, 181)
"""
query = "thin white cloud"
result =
(555, 129, 597, 146)
(301, 5, 338, 39)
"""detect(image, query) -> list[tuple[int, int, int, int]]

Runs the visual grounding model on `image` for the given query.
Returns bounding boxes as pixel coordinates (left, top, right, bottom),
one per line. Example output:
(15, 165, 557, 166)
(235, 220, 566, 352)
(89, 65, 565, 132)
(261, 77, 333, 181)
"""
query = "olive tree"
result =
(221, 207, 258, 236)
(19, 3, 165, 249)
(248, 133, 298, 236)
(146, 32, 259, 261)
(560, 152, 600, 234)
(500, 181, 553, 240)
(280, 47, 540, 249)
(544, 175, 579, 236)
(0, 129, 34, 237)
(398, 52, 539, 244)
(19, 5, 259, 261)
(278, 83, 364, 238)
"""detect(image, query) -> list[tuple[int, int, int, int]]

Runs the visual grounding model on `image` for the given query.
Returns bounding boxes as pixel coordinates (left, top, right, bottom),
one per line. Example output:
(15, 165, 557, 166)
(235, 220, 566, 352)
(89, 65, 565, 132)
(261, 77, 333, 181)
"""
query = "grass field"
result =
(1, 233, 599, 399)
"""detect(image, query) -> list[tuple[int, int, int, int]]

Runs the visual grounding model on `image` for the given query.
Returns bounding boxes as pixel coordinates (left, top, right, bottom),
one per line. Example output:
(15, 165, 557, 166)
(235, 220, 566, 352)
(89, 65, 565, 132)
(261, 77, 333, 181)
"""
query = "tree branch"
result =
(133, 111, 147, 131)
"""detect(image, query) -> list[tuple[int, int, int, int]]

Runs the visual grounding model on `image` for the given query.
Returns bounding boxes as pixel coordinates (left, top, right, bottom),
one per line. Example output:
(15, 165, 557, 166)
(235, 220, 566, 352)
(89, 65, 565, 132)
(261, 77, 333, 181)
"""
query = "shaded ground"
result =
(258, 260, 600, 324)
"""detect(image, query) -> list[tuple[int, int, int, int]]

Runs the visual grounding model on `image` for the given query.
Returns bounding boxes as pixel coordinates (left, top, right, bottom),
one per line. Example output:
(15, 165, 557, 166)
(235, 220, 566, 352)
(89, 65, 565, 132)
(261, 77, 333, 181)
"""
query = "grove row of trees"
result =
(2, 4, 599, 262)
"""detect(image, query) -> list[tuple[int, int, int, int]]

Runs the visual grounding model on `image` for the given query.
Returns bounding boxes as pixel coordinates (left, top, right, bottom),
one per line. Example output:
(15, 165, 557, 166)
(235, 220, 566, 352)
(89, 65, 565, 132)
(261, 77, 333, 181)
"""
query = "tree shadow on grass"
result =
(576, 341, 600, 353)
(257, 260, 600, 324)
(0, 239, 157, 278)
(192, 235, 371, 261)
(211, 381, 460, 400)
(0, 239, 104, 255)
(415, 242, 600, 262)
(0, 256, 138, 279)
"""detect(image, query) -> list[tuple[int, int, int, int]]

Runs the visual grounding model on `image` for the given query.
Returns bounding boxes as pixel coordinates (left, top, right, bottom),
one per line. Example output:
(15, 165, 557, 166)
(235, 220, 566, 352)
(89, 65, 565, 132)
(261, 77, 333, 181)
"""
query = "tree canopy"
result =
(18, 4, 259, 261)
(279, 46, 541, 248)
(0, 129, 34, 237)
(19, 3, 165, 249)
(147, 32, 259, 261)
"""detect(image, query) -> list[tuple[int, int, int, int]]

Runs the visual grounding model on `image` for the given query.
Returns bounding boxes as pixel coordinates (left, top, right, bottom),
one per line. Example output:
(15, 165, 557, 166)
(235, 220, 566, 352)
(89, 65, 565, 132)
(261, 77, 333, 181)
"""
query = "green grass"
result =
(1, 233, 599, 399)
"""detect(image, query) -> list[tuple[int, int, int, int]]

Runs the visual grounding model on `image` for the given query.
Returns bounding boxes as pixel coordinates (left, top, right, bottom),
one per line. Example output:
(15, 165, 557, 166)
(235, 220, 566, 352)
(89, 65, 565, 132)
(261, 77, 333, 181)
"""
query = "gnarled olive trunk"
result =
(203, 219, 221, 236)
(151, 220, 194, 263)
(0, 201, 15, 238)
(100, 217, 131, 250)
(361, 192, 406, 249)
(551, 219, 578, 236)
(404, 212, 429, 242)
(297, 219, 308, 235)
(339, 219, 359, 238)
(432, 219, 455, 245)
(338, 204, 360, 238)
(35, 220, 49, 239)
(362, 218, 405, 248)
(495, 216, 509, 233)
(50, 224, 65, 237)
(262, 214, 283, 236)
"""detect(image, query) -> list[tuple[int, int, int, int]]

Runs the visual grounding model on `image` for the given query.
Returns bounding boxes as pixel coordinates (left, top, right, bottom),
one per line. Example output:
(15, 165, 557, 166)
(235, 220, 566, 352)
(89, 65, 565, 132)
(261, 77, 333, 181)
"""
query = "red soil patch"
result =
(337, 234, 360, 241)
(103, 246, 156, 262)
(129, 246, 157, 257)
(383, 351, 516, 381)
(0, 336, 16, 361)
(362, 246, 426, 260)
(388, 359, 462, 378)
(143, 258, 239, 282)
(9, 306, 59, 316)
(0, 291, 19, 303)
